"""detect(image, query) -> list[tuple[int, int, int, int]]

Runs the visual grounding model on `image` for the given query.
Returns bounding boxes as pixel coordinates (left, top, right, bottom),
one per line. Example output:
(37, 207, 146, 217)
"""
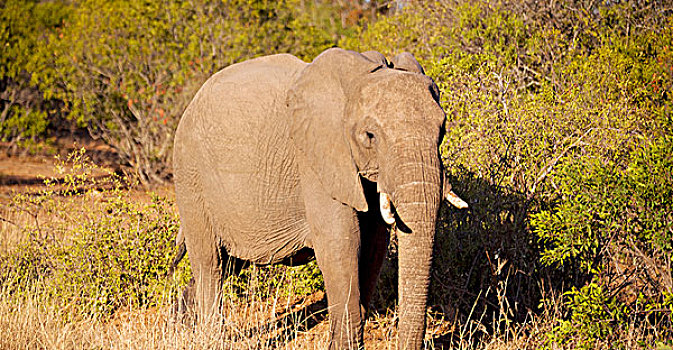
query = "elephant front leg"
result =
(305, 193, 364, 349)
(314, 218, 364, 349)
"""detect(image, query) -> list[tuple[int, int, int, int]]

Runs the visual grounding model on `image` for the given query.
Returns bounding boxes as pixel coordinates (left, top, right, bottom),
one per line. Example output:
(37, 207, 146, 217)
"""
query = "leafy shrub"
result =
(547, 282, 628, 349)
(0, 149, 325, 320)
(346, 0, 673, 346)
(226, 261, 324, 302)
(0, 0, 69, 148)
(32, 0, 336, 183)
(1, 0, 370, 183)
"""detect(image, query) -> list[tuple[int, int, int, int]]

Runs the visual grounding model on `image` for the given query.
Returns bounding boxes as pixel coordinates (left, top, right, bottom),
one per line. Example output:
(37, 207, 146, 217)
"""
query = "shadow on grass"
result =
(371, 171, 586, 347)
(241, 294, 328, 348)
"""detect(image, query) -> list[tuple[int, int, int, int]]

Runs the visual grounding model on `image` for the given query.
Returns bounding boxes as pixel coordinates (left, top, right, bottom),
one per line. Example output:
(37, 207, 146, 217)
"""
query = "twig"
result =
(628, 238, 672, 292)
(527, 127, 596, 200)
(0, 215, 22, 229)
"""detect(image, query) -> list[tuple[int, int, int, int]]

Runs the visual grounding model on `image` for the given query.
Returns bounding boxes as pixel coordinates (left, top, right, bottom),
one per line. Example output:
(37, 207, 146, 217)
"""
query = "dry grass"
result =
(0, 232, 659, 349)
(0, 153, 666, 350)
(0, 204, 32, 254)
(0, 279, 332, 350)
(0, 243, 659, 350)
(0, 283, 540, 350)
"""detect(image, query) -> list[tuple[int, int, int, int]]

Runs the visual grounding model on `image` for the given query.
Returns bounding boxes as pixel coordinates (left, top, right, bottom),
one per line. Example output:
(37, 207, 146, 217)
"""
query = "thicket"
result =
(0, 0, 69, 151)
(345, 0, 672, 347)
(0, 150, 183, 319)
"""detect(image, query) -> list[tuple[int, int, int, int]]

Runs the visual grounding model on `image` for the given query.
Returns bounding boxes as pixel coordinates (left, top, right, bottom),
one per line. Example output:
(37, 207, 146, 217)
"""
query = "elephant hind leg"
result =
(176, 244, 236, 322)
(175, 180, 226, 319)
(185, 235, 229, 320)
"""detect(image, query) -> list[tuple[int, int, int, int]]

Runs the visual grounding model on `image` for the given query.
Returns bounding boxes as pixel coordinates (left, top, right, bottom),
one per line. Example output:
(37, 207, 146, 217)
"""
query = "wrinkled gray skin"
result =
(173, 48, 455, 350)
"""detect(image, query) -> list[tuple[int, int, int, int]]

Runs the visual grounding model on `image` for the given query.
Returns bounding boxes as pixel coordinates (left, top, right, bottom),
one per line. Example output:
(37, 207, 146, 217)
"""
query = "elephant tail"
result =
(167, 227, 187, 276)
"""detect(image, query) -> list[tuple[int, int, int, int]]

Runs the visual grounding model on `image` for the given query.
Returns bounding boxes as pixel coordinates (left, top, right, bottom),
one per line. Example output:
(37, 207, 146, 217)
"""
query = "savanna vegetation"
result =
(1, 0, 671, 348)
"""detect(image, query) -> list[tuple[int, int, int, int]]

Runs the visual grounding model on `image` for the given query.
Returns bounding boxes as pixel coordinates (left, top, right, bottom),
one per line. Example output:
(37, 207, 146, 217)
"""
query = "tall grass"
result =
(0, 151, 481, 349)
(0, 149, 667, 349)
(0, 272, 333, 349)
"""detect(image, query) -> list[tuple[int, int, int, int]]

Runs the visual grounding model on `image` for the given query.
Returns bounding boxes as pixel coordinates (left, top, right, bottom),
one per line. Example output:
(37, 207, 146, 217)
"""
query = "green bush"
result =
(346, 0, 672, 346)
(226, 261, 324, 302)
(31, 0, 340, 183)
(0, 150, 325, 319)
(0, 0, 70, 147)
(2, 0, 368, 182)
(547, 282, 628, 349)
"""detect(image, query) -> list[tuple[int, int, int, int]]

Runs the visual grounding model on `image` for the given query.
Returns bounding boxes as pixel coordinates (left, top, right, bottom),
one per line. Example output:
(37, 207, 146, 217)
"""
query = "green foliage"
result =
(225, 260, 324, 301)
(0, 106, 48, 141)
(32, 0, 337, 183)
(546, 282, 628, 349)
(349, 0, 673, 346)
(0, 148, 324, 320)
(0, 149, 184, 319)
(0, 0, 69, 144)
(533, 132, 673, 271)
(2, 0, 360, 182)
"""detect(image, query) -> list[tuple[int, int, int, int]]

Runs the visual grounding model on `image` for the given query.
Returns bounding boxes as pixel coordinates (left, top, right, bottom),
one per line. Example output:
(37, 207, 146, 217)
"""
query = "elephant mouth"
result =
(358, 169, 379, 182)
(376, 187, 468, 231)
(360, 171, 469, 227)
(376, 184, 468, 227)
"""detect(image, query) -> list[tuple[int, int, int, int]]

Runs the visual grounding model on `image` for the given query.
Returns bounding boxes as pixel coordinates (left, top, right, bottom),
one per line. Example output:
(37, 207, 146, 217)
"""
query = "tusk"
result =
(445, 190, 469, 209)
(379, 192, 395, 225)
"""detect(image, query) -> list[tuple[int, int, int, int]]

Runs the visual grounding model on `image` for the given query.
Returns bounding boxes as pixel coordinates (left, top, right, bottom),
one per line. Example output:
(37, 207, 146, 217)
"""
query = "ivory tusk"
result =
(445, 190, 469, 209)
(379, 192, 395, 225)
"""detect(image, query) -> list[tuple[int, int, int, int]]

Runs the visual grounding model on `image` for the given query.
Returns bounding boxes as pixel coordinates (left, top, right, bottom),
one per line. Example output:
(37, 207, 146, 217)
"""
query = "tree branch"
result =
(527, 127, 596, 200)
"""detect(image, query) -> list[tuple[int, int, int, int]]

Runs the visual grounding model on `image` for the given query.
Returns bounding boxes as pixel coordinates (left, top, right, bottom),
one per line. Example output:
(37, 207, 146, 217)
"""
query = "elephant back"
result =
(173, 54, 310, 264)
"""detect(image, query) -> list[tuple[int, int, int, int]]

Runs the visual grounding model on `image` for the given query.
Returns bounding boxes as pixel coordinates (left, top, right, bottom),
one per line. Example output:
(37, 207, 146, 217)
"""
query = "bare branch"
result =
(527, 127, 596, 200)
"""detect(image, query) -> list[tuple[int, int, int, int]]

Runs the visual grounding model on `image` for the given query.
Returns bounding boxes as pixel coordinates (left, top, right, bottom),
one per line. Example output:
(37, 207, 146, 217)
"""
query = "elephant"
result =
(172, 47, 468, 350)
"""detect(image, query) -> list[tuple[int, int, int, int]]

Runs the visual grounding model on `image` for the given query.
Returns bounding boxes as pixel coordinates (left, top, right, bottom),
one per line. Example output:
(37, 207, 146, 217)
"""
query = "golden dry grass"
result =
(0, 153, 663, 350)
(0, 286, 527, 350)
(0, 257, 546, 350)
(0, 280, 332, 350)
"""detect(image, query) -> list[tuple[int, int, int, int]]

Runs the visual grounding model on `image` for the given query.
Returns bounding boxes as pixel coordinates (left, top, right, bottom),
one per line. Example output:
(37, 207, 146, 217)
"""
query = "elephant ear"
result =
(288, 48, 382, 212)
(390, 52, 425, 75)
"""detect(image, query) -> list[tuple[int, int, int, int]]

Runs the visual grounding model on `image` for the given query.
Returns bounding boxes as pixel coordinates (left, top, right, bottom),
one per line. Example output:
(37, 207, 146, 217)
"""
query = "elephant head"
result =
(288, 48, 467, 349)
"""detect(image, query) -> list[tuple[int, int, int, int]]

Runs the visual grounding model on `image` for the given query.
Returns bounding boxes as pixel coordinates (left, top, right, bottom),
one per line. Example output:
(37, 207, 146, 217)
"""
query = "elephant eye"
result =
(360, 131, 376, 148)
(366, 131, 375, 141)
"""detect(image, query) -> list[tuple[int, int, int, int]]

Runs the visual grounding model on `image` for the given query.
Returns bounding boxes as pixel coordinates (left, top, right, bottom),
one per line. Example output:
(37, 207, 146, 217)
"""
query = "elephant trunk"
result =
(387, 143, 442, 350)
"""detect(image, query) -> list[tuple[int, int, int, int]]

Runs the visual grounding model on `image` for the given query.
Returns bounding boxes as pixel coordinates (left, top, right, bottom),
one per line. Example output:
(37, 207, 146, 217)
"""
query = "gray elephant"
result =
(172, 48, 467, 350)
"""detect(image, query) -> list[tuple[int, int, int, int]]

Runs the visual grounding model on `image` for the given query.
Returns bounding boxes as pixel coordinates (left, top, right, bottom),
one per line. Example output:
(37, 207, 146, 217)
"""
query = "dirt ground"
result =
(0, 153, 60, 195)
(0, 138, 119, 197)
